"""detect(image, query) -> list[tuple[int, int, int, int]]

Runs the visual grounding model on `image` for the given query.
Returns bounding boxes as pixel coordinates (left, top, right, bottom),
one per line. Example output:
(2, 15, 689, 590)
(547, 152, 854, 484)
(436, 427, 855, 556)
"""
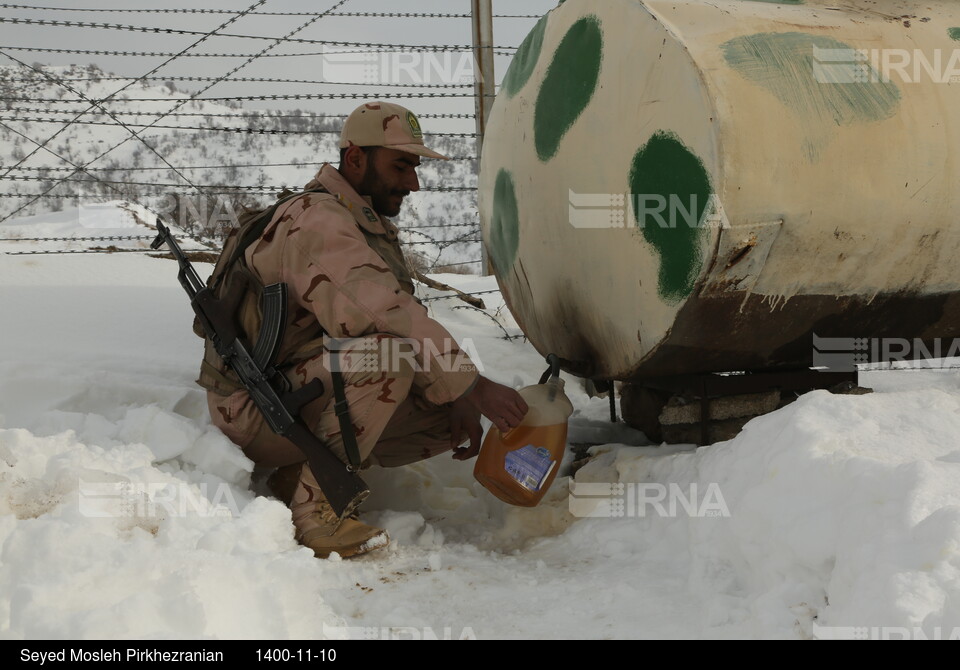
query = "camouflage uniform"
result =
(202, 163, 479, 470)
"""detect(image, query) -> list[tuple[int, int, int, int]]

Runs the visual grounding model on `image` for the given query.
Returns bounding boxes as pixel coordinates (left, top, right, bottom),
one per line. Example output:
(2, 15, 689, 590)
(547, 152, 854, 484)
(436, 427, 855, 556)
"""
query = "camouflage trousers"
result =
(206, 334, 461, 469)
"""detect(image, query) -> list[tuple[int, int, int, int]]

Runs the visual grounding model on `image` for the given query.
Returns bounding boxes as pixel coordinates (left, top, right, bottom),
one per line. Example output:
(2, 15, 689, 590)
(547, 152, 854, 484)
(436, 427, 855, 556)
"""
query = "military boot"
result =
(289, 462, 389, 559)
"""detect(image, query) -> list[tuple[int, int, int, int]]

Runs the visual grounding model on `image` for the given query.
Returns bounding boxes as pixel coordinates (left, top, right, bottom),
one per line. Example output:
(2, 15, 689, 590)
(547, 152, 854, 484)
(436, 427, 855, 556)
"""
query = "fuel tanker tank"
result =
(479, 0, 960, 382)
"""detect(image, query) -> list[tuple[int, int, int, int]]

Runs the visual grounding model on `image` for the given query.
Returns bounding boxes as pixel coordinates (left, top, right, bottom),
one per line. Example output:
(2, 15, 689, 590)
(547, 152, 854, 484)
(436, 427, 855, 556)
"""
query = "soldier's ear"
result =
(342, 145, 367, 174)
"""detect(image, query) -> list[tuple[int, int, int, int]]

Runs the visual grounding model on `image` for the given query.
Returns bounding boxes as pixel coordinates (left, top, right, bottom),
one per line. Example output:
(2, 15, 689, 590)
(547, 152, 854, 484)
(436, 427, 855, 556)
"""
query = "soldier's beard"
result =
(359, 161, 407, 218)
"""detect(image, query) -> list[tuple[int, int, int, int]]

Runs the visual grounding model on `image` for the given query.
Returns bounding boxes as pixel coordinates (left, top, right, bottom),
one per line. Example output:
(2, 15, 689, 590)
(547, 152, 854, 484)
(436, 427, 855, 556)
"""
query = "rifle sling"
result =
(330, 350, 362, 471)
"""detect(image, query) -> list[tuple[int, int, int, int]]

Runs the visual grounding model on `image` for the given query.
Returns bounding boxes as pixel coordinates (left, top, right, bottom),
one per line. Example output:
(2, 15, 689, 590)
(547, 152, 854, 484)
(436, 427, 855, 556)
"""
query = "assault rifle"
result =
(151, 220, 369, 518)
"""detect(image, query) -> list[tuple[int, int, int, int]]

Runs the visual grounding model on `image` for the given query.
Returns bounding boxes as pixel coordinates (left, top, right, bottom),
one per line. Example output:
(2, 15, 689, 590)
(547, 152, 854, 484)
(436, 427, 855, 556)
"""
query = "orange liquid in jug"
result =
(473, 422, 568, 507)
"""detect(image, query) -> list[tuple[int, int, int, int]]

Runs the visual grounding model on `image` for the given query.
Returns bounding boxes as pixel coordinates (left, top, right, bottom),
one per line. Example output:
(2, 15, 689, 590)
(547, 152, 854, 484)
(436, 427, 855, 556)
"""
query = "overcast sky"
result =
(0, 0, 558, 131)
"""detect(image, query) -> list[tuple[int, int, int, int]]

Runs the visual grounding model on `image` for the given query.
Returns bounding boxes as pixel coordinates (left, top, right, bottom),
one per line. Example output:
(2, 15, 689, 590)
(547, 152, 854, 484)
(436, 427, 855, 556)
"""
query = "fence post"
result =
(471, 0, 495, 275)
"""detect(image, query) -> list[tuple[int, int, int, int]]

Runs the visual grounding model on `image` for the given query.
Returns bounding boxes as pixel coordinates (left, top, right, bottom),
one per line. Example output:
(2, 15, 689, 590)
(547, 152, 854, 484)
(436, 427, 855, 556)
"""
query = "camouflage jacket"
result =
(198, 163, 479, 406)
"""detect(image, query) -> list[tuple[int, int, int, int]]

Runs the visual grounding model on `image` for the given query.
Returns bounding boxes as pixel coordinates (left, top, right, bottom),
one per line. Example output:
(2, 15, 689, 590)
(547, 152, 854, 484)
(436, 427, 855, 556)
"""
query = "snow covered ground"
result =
(1, 206, 960, 640)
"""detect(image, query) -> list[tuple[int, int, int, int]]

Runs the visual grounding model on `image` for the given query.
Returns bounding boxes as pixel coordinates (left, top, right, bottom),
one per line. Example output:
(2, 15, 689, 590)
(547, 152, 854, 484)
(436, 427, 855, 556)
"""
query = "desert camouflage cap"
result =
(339, 101, 449, 160)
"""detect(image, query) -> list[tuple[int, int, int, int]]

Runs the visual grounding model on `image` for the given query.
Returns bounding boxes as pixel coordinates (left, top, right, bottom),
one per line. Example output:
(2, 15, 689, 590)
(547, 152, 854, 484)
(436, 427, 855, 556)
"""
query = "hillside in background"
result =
(0, 64, 481, 272)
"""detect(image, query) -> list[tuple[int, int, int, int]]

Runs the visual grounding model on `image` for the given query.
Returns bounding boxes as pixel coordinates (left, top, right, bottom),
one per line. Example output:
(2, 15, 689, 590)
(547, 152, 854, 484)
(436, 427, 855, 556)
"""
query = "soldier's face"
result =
(358, 148, 422, 217)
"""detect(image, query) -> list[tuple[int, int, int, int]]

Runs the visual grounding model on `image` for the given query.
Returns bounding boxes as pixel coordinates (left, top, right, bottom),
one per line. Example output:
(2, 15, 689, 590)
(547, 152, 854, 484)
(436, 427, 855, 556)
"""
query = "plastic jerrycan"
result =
(474, 355, 574, 507)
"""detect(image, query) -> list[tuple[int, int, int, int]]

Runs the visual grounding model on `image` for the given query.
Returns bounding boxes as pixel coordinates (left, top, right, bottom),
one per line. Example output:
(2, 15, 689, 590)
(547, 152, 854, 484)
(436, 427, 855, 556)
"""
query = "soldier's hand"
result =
(449, 397, 482, 461)
(463, 375, 528, 434)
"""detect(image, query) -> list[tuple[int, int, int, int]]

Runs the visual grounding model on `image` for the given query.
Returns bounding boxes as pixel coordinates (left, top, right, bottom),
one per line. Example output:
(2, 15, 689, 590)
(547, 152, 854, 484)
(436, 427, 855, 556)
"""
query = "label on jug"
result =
(504, 445, 556, 492)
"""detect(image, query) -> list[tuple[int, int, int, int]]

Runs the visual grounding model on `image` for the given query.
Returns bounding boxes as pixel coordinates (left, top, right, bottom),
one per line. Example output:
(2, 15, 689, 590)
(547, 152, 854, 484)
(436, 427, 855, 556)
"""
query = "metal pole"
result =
(472, 0, 495, 275)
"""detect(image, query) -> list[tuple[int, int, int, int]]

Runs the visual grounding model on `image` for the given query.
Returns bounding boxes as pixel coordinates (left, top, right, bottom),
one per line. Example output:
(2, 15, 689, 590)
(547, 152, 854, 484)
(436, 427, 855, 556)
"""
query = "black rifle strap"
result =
(330, 350, 362, 471)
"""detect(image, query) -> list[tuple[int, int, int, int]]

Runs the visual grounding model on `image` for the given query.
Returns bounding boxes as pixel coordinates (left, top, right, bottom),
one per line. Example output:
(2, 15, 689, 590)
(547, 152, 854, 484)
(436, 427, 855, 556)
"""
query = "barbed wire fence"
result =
(0, 1, 538, 334)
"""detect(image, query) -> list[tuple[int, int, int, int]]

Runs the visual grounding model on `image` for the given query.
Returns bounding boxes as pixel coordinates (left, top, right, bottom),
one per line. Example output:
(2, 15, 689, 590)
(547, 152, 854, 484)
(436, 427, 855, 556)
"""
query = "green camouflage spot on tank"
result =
(721, 32, 900, 125)
(489, 169, 520, 277)
(630, 131, 711, 304)
(534, 16, 603, 161)
(721, 32, 900, 160)
(502, 14, 549, 98)
(949, 27, 960, 41)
